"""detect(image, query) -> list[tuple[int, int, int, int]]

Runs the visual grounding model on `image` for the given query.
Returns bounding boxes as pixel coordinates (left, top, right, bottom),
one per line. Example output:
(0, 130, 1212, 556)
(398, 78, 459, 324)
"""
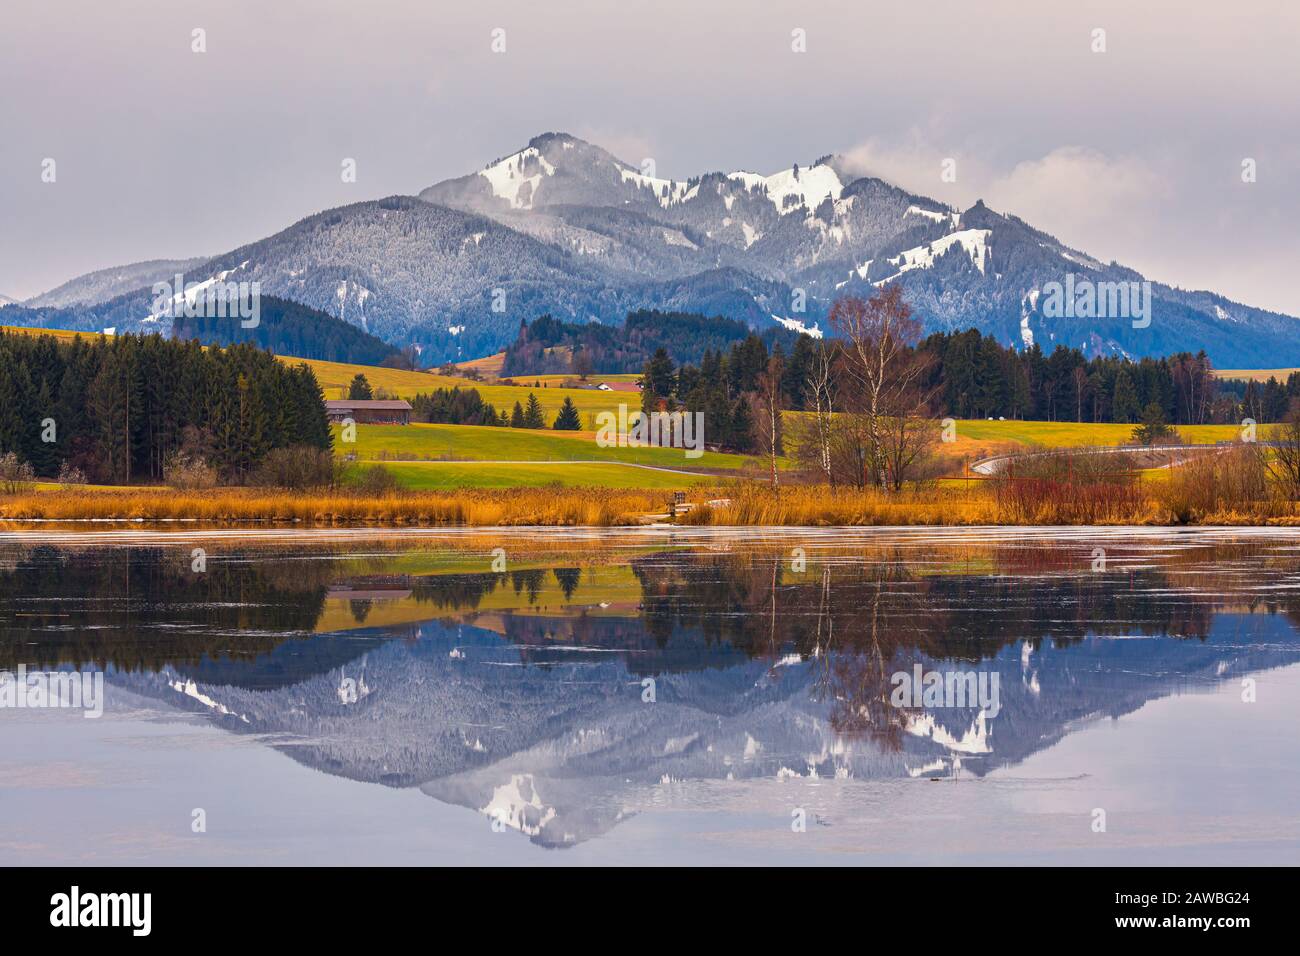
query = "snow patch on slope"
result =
(1020, 289, 1040, 348)
(772, 314, 823, 339)
(481, 773, 557, 837)
(728, 163, 843, 216)
(872, 229, 992, 284)
(619, 167, 696, 208)
(905, 205, 949, 223)
(479, 146, 555, 209)
(905, 711, 992, 754)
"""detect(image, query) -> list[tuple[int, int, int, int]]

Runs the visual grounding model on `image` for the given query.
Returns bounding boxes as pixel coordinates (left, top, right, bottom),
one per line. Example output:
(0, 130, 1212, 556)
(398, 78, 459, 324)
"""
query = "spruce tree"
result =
(553, 396, 581, 430)
(347, 374, 373, 400)
(523, 392, 545, 428)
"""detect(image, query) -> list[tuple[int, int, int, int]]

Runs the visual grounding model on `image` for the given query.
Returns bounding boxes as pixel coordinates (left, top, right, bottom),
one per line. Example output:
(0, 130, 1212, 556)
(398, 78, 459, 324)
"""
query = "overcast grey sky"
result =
(2, 0, 1297, 314)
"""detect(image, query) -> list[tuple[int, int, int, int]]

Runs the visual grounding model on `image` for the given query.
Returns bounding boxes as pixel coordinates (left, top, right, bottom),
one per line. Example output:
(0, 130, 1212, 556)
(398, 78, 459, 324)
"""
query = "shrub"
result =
(251, 446, 337, 490)
(0, 453, 37, 494)
(353, 464, 398, 495)
(164, 451, 218, 490)
(994, 451, 1145, 524)
(56, 461, 88, 487)
(1159, 445, 1271, 521)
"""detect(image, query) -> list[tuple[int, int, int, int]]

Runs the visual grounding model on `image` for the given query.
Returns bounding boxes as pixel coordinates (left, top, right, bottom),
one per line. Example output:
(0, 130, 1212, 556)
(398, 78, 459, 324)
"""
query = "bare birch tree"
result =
(751, 353, 785, 488)
(804, 339, 837, 484)
(828, 286, 930, 488)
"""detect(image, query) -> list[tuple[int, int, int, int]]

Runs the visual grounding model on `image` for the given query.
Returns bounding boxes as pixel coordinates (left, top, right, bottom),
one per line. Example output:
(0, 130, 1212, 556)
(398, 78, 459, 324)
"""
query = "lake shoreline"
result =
(2, 483, 1300, 527)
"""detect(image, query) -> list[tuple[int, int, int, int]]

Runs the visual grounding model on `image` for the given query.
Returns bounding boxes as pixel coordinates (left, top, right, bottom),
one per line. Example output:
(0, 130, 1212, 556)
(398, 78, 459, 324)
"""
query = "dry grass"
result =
(0, 487, 663, 526)
(679, 484, 1001, 526)
(1156, 445, 1286, 523)
(3, 470, 1299, 526)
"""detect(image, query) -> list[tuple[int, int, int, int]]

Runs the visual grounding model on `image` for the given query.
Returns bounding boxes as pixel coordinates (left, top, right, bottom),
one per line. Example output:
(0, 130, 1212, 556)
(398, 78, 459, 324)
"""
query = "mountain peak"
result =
(31, 134, 1300, 369)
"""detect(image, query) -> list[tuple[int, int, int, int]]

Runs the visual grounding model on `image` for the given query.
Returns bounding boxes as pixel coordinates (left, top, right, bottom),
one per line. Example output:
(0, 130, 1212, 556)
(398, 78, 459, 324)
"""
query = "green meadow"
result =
(335, 422, 764, 471)
(377, 461, 716, 489)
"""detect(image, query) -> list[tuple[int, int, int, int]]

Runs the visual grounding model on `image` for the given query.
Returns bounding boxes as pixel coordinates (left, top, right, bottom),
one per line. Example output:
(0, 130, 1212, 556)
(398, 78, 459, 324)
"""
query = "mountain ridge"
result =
(19, 131, 1300, 367)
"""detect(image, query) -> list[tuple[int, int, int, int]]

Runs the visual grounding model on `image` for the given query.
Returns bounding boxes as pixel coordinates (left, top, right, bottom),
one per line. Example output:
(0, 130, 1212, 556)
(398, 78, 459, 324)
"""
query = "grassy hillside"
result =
(298, 356, 628, 418)
(454, 351, 505, 376)
(950, 420, 1254, 447)
(1216, 368, 1300, 382)
(2, 324, 101, 342)
(378, 461, 713, 489)
(337, 422, 764, 470)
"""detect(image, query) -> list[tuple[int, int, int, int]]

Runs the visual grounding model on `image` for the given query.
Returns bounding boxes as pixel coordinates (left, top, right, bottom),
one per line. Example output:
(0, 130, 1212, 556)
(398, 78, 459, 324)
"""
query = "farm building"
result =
(595, 381, 641, 393)
(324, 399, 412, 425)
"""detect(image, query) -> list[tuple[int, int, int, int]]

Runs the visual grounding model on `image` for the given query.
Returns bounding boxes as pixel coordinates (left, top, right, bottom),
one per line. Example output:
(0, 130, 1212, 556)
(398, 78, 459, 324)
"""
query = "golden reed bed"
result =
(3, 478, 1299, 526)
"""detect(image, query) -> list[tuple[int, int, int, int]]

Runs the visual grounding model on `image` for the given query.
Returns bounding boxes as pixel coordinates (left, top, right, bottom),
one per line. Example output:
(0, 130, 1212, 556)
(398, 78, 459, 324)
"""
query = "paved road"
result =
(970, 442, 1278, 475)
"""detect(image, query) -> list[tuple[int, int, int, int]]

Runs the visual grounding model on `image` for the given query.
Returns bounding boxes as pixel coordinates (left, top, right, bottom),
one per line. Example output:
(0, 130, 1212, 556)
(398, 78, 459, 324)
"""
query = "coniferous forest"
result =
(589, 320, 1300, 451)
(0, 330, 331, 483)
(171, 295, 400, 366)
(501, 310, 799, 377)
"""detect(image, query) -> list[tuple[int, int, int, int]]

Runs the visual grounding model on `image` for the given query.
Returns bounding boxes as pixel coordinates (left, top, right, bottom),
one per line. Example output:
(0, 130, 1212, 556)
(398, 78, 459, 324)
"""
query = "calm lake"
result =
(3, 525, 1300, 865)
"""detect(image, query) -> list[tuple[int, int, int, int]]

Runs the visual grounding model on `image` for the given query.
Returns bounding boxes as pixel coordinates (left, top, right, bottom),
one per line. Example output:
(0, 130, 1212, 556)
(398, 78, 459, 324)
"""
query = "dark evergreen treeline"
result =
(501, 309, 798, 376)
(639, 333, 797, 452)
(1221, 374, 1300, 424)
(914, 329, 1295, 424)
(0, 331, 331, 482)
(409, 387, 502, 426)
(172, 295, 400, 365)
(637, 325, 1300, 455)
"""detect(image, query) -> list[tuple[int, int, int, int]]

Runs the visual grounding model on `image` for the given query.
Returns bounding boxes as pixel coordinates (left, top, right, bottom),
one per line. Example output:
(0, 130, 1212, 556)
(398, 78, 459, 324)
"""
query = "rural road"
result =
(970, 442, 1277, 475)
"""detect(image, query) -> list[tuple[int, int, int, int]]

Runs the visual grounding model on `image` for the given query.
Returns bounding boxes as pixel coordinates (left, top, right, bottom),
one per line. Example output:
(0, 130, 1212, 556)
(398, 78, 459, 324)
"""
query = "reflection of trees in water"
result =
(406, 569, 559, 611)
(409, 573, 503, 610)
(632, 546, 1226, 661)
(0, 544, 330, 671)
(512, 569, 546, 604)
(627, 544, 1248, 746)
(554, 568, 581, 600)
(8, 538, 1300, 718)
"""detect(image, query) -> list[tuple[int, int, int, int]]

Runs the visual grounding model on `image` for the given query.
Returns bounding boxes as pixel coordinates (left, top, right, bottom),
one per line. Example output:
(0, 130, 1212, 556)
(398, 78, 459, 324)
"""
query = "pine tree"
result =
(553, 396, 581, 430)
(347, 373, 373, 400)
(642, 348, 675, 400)
(1132, 402, 1174, 445)
(523, 392, 545, 429)
(1112, 370, 1140, 424)
(510, 401, 525, 428)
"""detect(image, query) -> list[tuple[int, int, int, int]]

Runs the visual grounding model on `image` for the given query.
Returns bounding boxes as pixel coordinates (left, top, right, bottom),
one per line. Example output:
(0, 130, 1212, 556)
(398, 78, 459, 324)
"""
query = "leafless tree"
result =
(1072, 365, 1089, 423)
(879, 386, 940, 491)
(751, 353, 785, 488)
(803, 339, 837, 483)
(828, 286, 931, 488)
(1273, 410, 1300, 500)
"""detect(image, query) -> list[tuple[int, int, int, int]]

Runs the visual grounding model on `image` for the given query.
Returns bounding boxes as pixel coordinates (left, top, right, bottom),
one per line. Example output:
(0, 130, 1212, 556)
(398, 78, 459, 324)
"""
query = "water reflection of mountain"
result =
(10, 539, 1300, 847)
(109, 608, 1300, 848)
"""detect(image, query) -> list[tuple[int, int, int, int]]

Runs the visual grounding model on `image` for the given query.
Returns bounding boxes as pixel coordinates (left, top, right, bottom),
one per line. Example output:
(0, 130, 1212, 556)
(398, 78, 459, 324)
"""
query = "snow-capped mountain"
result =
(108, 609, 1300, 847)
(18, 132, 1300, 366)
(21, 257, 208, 309)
